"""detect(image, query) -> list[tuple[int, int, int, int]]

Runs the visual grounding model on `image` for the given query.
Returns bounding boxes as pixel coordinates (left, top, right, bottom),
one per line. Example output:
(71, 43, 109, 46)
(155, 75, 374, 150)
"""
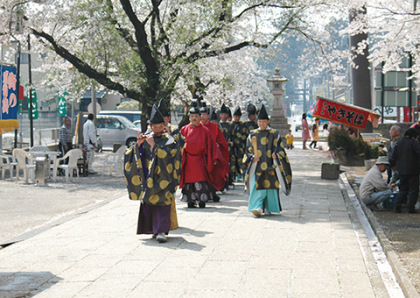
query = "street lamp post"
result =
(8, 1, 43, 147)
(9, 1, 33, 147)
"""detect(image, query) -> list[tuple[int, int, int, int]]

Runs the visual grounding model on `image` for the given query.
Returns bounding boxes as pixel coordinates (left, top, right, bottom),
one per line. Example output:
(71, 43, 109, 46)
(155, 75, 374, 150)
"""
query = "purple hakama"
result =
(137, 203, 172, 235)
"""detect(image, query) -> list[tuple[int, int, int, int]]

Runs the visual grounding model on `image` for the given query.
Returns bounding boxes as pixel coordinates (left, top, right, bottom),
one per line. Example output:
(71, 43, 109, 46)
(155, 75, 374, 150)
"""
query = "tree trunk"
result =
(349, 6, 372, 132)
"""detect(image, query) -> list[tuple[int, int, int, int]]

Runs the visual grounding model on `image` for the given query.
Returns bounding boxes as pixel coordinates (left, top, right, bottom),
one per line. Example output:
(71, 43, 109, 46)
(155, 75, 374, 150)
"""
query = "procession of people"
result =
(123, 100, 293, 243)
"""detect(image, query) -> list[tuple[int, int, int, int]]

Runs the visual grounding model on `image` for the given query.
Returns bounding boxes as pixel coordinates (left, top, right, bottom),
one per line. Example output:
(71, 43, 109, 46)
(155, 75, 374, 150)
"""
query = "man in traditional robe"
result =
(245, 103, 259, 132)
(158, 98, 177, 133)
(180, 107, 223, 208)
(231, 106, 247, 179)
(124, 105, 181, 243)
(242, 104, 292, 217)
(219, 103, 235, 191)
(209, 108, 219, 124)
(200, 105, 230, 202)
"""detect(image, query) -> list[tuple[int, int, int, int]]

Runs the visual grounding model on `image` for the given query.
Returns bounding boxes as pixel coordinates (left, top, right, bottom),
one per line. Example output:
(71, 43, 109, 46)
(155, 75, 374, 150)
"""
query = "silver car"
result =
(96, 115, 141, 148)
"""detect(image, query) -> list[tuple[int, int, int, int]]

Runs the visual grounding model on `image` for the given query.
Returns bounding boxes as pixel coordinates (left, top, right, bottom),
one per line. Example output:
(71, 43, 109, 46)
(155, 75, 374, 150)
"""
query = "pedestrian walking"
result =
(285, 129, 294, 149)
(242, 104, 292, 217)
(219, 103, 235, 191)
(200, 105, 229, 202)
(180, 106, 223, 208)
(309, 118, 320, 149)
(231, 106, 247, 180)
(245, 103, 258, 132)
(83, 113, 96, 173)
(301, 113, 310, 149)
(124, 105, 181, 243)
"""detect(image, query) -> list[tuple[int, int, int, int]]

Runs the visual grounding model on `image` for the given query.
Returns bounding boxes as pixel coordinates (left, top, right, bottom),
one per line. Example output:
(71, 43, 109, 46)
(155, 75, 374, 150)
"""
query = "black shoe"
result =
(408, 209, 417, 214)
(367, 204, 380, 212)
(213, 195, 220, 203)
(199, 201, 206, 208)
(188, 202, 197, 208)
(394, 208, 402, 213)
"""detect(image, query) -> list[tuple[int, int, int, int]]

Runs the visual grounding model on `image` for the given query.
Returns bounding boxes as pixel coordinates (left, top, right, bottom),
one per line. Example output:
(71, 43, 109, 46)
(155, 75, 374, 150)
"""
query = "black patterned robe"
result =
(231, 120, 248, 174)
(242, 128, 292, 195)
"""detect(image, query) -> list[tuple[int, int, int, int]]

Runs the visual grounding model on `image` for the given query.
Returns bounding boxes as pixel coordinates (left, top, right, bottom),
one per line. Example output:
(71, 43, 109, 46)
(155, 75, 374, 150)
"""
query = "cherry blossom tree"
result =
(1, 0, 304, 130)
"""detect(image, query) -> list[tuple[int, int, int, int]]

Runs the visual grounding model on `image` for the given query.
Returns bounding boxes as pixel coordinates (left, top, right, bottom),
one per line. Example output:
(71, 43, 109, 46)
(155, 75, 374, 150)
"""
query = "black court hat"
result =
(220, 103, 229, 114)
(210, 108, 218, 121)
(157, 98, 170, 117)
(257, 104, 269, 120)
(247, 103, 257, 115)
(233, 106, 242, 117)
(148, 104, 165, 124)
(189, 106, 200, 115)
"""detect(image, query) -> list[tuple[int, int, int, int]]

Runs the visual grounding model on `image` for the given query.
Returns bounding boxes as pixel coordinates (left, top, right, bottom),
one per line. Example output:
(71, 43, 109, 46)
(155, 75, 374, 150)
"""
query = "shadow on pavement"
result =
(0, 271, 61, 298)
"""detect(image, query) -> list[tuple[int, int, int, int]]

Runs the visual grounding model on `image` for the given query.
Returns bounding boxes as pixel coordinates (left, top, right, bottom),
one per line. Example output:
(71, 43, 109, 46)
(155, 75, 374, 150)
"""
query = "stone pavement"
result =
(0, 147, 400, 297)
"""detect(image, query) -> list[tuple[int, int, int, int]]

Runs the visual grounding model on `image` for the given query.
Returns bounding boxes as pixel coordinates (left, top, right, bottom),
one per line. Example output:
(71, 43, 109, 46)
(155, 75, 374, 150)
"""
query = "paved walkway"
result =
(0, 147, 396, 297)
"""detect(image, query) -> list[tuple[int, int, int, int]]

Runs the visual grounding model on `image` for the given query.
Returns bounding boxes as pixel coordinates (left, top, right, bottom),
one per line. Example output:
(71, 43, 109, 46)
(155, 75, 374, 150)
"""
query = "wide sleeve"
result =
(273, 132, 292, 195)
(123, 144, 147, 201)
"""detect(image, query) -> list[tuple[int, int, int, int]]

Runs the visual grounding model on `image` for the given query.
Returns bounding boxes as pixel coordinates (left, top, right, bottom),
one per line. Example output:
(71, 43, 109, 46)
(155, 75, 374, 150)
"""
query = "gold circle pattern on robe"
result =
(149, 194, 159, 205)
(131, 175, 141, 186)
(125, 162, 132, 172)
(155, 165, 161, 175)
(147, 177, 153, 188)
(260, 137, 269, 145)
(159, 180, 170, 190)
(130, 192, 138, 200)
(263, 180, 271, 188)
(166, 163, 173, 173)
(156, 148, 167, 158)
(260, 162, 268, 171)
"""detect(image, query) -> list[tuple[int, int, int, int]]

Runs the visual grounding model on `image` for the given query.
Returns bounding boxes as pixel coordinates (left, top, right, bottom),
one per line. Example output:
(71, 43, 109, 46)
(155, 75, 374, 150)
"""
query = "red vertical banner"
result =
(403, 107, 412, 122)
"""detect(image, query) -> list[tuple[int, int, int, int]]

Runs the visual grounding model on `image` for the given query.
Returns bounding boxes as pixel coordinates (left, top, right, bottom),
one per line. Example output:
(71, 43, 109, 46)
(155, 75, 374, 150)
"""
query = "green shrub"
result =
(328, 128, 379, 159)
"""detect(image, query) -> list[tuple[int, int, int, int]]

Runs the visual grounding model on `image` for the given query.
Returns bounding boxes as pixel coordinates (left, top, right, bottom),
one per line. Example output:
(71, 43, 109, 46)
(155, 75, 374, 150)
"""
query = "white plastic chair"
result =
(102, 145, 126, 177)
(0, 154, 18, 180)
(12, 149, 36, 183)
(56, 149, 82, 183)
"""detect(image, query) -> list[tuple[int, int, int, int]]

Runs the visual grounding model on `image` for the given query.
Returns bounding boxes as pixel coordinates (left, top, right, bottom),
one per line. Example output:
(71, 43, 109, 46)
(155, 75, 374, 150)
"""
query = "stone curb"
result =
(0, 194, 122, 249)
(345, 173, 419, 298)
(339, 176, 390, 297)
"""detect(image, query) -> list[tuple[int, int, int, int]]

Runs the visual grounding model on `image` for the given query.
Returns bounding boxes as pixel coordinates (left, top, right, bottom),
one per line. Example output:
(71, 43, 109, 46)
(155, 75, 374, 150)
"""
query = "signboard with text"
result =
(311, 97, 379, 130)
(0, 64, 19, 134)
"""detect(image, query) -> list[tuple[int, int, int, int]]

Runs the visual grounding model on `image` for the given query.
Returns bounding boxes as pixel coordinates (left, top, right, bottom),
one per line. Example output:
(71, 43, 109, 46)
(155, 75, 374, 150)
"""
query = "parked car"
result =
(98, 110, 142, 123)
(91, 115, 141, 149)
(133, 120, 141, 128)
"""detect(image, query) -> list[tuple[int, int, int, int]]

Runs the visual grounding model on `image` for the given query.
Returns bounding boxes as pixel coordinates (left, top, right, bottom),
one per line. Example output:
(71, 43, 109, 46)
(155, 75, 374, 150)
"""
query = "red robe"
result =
(203, 121, 230, 189)
(180, 123, 224, 190)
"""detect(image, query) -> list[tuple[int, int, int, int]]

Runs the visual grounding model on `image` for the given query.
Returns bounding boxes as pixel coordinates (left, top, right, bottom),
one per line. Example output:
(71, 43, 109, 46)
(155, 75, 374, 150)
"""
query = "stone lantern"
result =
(267, 68, 290, 137)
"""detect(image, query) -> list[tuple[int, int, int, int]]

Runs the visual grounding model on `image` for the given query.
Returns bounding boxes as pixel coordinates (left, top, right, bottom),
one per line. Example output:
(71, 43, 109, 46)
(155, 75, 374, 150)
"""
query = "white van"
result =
(98, 110, 141, 123)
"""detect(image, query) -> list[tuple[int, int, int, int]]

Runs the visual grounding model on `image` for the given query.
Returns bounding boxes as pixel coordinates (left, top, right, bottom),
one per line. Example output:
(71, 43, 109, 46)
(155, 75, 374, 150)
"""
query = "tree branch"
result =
(104, 0, 139, 54)
(31, 28, 143, 101)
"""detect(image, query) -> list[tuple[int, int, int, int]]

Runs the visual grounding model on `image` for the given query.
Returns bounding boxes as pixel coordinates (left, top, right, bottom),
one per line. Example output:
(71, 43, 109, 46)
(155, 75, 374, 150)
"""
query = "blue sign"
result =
(0, 64, 18, 121)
